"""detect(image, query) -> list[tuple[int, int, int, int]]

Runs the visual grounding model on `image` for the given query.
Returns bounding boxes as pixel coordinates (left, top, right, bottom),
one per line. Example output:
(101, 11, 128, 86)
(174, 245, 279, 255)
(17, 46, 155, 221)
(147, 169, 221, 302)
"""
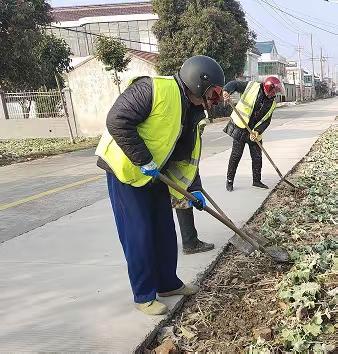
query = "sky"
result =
(49, 0, 338, 78)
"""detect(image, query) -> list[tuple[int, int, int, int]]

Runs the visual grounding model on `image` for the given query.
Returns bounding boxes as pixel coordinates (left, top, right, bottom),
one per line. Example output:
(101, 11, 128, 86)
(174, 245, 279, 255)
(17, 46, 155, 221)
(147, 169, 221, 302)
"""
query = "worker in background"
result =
(223, 76, 284, 191)
(173, 116, 214, 255)
(95, 55, 224, 315)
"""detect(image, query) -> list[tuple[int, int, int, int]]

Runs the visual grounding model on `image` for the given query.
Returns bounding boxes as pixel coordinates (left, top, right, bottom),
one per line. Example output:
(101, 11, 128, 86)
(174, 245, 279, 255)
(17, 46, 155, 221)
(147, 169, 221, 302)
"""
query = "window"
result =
(84, 24, 94, 52)
(78, 37, 88, 56)
(118, 22, 128, 33)
(109, 22, 119, 35)
(138, 20, 148, 31)
(147, 20, 156, 30)
(129, 31, 140, 40)
(99, 22, 110, 35)
(128, 21, 138, 32)
(89, 23, 100, 34)
(258, 62, 279, 76)
(119, 32, 129, 40)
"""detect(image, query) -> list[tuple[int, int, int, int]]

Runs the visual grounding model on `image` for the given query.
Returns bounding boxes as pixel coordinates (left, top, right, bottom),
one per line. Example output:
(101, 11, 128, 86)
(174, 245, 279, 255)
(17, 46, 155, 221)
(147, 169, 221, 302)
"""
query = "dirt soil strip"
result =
(0, 137, 99, 166)
(139, 125, 337, 353)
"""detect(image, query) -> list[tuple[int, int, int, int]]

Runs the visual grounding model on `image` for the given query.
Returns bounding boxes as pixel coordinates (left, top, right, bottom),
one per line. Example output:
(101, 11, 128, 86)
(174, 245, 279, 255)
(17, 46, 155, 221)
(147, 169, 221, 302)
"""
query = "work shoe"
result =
(253, 181, 269, 189)
(183, 240, 215, 255)
(135, 300, 168, 315)
(226, 180, 234, 192)
(158, 283, 200, 297)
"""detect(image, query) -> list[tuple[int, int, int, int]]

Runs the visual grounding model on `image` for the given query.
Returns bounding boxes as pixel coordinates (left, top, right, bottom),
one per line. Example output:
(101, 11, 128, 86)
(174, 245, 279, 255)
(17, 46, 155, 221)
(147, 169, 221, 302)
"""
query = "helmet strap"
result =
(203, 96, 213, 122)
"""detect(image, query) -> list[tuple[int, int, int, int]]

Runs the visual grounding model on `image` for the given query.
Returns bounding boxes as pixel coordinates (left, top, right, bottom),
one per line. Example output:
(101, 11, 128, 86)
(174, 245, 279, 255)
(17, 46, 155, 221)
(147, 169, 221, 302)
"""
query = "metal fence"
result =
(4, 90, 65, 119)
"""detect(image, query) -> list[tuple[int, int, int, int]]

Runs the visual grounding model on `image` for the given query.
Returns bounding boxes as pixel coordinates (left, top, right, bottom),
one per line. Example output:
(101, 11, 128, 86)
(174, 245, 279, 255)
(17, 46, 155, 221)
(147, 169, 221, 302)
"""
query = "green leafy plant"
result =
(152, 0, 255, 81)
(95, 35, 131, 94)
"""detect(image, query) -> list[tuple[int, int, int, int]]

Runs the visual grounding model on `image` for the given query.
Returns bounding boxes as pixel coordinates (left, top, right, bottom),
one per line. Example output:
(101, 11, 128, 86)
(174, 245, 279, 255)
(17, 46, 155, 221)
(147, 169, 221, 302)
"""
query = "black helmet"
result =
(179, 55, 225, 98)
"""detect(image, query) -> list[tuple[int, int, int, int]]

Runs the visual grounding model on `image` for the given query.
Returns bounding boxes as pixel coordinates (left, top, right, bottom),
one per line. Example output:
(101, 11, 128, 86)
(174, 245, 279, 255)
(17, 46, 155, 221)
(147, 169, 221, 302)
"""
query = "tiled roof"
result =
(250, 46, 261, 56)
(128, 49, 158, 65)
(255, 41, 275, 54)
(51, 2, 153, 22)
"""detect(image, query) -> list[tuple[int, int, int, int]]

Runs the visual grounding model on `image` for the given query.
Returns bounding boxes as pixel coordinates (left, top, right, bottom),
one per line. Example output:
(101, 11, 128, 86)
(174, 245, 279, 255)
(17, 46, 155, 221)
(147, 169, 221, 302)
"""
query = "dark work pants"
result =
(175, 208, 198, 248)
(106, 172, 183, 303)
(227, 139, 262, 183)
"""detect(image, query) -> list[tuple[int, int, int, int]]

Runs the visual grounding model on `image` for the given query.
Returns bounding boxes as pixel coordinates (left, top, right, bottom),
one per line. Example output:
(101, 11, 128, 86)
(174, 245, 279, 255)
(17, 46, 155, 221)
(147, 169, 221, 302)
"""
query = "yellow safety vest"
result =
(95, 76, 201, 200)
(230, 81, 276, 130)
(166, 124, 201, 200)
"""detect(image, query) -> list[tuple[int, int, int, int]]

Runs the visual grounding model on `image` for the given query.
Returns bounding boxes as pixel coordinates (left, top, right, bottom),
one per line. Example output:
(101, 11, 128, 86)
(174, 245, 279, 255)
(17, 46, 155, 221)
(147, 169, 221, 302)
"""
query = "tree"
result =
(152, 0, 255, 82)
(152, 0, 188, 40)
(0, 0, 71, 91)
(35, 33, 72, 89)
(315, 81, 329, 99)
(95, 36, 131, 94)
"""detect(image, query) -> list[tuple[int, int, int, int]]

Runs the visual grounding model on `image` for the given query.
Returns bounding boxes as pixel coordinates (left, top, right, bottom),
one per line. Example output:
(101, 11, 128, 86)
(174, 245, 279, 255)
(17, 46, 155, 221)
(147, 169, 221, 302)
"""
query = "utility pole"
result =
(320, 47, 324, 81)
(310, 34, 315, 98)
(297, 34, 304, 101)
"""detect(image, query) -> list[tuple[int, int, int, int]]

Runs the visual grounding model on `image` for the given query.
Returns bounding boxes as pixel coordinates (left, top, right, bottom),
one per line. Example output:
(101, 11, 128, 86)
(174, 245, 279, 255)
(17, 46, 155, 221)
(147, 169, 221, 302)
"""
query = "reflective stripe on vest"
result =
(165, 125, 202, 200)
(95, 76, 182, 187)
(230, 81, 276, 130)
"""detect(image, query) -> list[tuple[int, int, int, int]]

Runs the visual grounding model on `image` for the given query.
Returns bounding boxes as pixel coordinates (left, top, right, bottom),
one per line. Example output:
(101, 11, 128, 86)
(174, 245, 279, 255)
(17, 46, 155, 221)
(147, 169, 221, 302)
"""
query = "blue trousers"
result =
(106, 172, 183, 303)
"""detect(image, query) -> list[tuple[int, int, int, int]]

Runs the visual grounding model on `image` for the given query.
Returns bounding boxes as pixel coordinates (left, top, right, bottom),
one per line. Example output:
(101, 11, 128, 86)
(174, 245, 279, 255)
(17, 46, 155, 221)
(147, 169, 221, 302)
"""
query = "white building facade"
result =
(256, 41, 287, 83)
(242, 50, 260, 81)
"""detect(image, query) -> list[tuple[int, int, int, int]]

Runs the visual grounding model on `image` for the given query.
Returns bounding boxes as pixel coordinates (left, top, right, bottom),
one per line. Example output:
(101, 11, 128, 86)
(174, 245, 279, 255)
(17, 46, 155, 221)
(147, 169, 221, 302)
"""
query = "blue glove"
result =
(188, 191, 206, 210)
(140, 160, 159, 177)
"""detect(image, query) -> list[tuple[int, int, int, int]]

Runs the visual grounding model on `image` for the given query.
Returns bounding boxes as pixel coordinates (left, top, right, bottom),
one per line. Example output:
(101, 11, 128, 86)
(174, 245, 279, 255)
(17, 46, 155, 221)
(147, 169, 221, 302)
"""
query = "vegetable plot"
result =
(150, 126, 337, 353)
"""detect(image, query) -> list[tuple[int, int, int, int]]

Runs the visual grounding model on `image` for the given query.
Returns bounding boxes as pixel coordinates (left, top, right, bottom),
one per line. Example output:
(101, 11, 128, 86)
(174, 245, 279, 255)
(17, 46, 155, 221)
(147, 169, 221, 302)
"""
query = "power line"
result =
(270, 0, 309, 34)
(258, 0, 338, 35)
(255, 0, 314, 58)
(256, 0, 303, 35)
(269, 1, 338, 30)
(245, 11, 297, 48)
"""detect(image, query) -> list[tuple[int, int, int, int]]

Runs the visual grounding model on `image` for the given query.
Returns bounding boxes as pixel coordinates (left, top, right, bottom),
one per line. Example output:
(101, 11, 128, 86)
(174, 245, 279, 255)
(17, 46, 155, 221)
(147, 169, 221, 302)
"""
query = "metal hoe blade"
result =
(158, 174, 291, 263)
(265, 246, 290, 263)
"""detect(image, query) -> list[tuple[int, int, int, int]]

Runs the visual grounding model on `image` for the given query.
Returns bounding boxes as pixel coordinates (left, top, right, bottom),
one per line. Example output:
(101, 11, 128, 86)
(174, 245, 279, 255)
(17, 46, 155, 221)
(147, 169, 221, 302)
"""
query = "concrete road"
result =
(1, 98, 337, 243)
(0, 100, 336, 354)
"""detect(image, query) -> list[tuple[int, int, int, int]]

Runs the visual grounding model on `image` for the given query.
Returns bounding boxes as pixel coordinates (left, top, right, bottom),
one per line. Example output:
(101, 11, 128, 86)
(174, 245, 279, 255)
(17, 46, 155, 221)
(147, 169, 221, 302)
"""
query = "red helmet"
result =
(207, 85, 223, 105)
(263, 76, 284, 97)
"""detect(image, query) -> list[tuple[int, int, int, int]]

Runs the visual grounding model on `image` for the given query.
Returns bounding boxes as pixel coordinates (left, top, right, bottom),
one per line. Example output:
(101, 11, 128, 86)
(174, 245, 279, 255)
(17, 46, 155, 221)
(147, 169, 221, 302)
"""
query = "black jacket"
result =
(223, 80, 274, 142)
(97, 75, 205, 191)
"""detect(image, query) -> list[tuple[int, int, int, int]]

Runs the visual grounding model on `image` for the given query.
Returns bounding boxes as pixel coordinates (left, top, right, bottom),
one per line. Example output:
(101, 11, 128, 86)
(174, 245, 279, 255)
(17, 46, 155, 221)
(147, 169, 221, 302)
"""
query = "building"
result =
(65, 49, 158, 136)
(304, 73, 314, 87)
(285, 61, 304, 86)
(49, 2, 157, 56)
(285, 62, 315, 101)
(242, 48, 261, 81)
(255, 41, 287, 82)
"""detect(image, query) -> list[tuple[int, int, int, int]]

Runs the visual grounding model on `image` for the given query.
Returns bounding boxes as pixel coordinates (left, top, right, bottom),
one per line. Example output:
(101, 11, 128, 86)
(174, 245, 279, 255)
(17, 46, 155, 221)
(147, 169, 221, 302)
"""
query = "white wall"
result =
(243, 52, 259, 81)
(66, 55, 157, 136)
(0, 119, 70, 139)
(286, 68, 300, 85)
(258, 53, 287, 64)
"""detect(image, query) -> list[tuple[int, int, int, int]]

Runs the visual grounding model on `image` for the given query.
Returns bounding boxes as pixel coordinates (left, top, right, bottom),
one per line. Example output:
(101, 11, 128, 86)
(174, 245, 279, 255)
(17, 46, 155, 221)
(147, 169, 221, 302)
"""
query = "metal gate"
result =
(4, 90, 65, 119)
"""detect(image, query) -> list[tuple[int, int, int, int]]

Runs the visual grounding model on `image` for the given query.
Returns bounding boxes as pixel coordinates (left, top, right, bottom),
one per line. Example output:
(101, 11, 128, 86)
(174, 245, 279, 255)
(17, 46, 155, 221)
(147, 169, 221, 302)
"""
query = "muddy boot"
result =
(183, 239, 215, 255)
(253, 181, 269, 189)
(226, 179, 234, 192)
